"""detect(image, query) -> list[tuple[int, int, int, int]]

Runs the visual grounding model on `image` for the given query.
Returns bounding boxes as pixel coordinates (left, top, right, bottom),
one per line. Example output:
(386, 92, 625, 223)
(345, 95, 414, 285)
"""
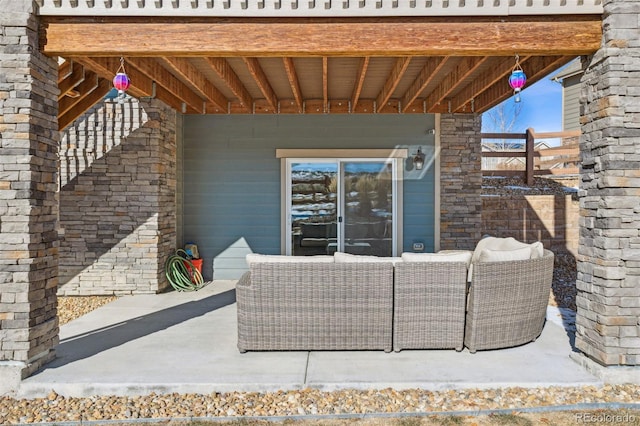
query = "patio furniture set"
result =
(236, 237, 554, 354)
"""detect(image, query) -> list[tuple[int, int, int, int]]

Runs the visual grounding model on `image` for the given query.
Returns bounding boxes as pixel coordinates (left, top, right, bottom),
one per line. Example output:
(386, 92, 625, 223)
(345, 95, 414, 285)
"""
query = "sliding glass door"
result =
(286, 158, 398, 257)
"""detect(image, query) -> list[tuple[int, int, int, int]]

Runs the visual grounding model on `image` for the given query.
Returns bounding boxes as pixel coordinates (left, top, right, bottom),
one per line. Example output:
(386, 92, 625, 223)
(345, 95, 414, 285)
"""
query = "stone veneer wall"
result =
(482, 194, 579, 256)
(439, 114, 483, 250)
(58, 98, 177, 295)
(0, 0, 59, 389)
(576, 0, 640, 366)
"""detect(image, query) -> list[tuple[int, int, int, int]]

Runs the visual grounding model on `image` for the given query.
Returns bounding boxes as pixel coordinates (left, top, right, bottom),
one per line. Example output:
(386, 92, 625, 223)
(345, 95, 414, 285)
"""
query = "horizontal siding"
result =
(182, 114, 436, 280)
(563, 75, 582, 131)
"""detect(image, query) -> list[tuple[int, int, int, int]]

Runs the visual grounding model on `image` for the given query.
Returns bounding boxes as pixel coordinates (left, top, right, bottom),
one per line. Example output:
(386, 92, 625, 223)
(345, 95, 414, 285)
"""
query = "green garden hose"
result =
(165, 249, 206, 291)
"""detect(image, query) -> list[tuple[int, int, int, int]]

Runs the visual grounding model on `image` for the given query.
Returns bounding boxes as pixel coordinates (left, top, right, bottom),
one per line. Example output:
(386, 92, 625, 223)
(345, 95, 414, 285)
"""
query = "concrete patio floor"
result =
(17, 280, 601, 398)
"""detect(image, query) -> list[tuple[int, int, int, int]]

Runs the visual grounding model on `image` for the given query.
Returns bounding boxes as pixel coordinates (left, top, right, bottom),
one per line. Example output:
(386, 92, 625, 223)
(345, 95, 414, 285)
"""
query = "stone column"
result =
(58, 98, 176, 295)
(0, 0, 59, 392)
(439, 113, 483, 250)
(576, 0, 640, 367)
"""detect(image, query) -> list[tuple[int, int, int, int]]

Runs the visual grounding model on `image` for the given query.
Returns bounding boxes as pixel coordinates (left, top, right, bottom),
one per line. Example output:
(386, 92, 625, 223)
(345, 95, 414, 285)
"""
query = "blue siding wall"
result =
(182, 114, 436, 279)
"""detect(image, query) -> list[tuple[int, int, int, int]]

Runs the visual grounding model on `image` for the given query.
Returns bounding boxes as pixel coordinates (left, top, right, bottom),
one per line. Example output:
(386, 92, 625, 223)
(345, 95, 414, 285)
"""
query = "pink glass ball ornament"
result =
(113, 72, 130, 101)
(508, 69, 527, 103)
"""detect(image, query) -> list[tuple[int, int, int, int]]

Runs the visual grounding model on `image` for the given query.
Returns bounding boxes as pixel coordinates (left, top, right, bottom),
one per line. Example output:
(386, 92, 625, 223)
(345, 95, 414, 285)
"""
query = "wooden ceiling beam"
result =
(58, 77, 111, 130)
(449, 55, 532, 113)
(376, 57, 411, 112)
(127, 57, 203, 113)
(424, 56, 489, 112)
(243, 57, 277, 113)
(283, 57, 303, 113)
(160, 57, 228, 111)
(42, 18, 602, 57)
(203, 57, 252, 112)
(351, 57, 369, 113)
(472, 55, 575, 113)
(401, 56, 449, 112)
(58, 70, 99, 116)
(322, 56, 328, 114)
(58, 61, 85, 100)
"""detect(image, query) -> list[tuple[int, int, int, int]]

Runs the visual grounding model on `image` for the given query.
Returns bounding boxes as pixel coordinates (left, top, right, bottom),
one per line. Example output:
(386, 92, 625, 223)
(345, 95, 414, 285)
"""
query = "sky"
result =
(481, 66, 566, 135)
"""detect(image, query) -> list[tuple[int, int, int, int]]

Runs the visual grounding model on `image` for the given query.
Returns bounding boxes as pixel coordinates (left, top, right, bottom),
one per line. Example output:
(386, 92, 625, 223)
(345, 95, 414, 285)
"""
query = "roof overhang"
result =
(40, 1, 603, 129)
(36, 0, 603, 17)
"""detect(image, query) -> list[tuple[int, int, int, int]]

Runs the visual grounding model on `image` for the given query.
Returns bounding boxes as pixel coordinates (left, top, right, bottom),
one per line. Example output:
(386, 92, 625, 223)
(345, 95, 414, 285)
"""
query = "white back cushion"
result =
(478, 247, 533, 262)
(246, 254, 334, 266)
(471, 237, 543, 264)
(334, 252, 401, 265)
(401, 251, 472, 268)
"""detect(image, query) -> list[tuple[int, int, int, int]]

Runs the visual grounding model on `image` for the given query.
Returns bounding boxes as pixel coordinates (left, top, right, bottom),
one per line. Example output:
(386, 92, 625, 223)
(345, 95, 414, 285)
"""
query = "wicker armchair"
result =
(236, 261, 394, 352)
(464, 249, 555, 353)
(393, 261, 468, 352)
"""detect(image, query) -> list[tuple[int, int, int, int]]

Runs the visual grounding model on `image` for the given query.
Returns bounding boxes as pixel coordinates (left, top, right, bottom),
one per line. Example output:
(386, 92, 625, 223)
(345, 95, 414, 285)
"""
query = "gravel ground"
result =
(13, 176, 595, 425)
(2, 386, 640, 424)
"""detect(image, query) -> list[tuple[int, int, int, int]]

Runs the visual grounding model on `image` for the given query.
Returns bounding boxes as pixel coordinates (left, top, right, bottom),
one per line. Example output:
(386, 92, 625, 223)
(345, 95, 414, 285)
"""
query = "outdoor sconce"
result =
(508, 54, 527, 103)
(413, 147, 425, 170)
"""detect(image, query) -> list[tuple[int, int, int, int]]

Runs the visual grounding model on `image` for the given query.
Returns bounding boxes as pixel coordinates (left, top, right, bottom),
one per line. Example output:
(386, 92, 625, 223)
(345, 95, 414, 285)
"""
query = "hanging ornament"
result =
(112, 57, 130, 103)
(508, 54, 527, 103)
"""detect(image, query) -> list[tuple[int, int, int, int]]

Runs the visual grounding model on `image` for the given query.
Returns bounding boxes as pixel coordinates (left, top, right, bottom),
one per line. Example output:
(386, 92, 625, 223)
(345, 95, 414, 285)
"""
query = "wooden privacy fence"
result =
(481, 128, 581, 185)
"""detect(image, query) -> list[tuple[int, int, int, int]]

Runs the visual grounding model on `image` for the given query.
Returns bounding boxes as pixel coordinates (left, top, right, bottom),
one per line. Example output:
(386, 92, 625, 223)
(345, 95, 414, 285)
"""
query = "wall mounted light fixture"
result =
(413, 147, 425, 170)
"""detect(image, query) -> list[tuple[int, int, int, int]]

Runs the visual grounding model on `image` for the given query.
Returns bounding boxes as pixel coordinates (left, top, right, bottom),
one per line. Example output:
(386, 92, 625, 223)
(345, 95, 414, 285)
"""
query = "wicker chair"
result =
(236, 261, 394, 352)
(464, 249, 555, 353)
(393, 261, 468, 352)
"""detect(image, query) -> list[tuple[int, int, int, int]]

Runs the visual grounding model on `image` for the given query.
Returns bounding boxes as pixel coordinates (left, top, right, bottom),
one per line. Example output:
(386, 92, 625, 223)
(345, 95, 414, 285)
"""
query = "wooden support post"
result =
(525, 128, 535, 186)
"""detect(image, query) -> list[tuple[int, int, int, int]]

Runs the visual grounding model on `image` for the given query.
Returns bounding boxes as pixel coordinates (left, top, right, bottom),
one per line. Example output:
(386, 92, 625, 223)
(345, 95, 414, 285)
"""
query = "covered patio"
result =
(1, 0, 640, 395)
(17, 280, 597, 398)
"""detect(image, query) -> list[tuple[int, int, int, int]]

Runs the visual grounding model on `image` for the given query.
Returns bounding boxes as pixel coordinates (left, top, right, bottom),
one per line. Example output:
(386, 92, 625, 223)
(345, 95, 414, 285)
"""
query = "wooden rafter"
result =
(401, 56, 449, 112)
(203, 58, 252, 112)
(127, 57, 203, 113)
(449, 56, 531, 113)
(424, 56, 489, 112)
(160, 57, 228, 112)
(58, 77, 111, 130)
(473, 55, 575, 113)
(42, 18, 602, 57)
(322, 57, 328, 113)
(58, 61, 85, 100)
(58, 59, 73, 83)
(376, 57, 411, 112)
(243, 57, 277, 113)
(351, 57, 369, 112)
(283, 57, 303, 113)
(58, 70, 99, 116)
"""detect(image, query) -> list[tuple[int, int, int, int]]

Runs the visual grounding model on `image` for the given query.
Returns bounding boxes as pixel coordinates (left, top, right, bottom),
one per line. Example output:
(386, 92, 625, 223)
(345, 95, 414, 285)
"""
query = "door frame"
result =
(277, 149, 407, 256)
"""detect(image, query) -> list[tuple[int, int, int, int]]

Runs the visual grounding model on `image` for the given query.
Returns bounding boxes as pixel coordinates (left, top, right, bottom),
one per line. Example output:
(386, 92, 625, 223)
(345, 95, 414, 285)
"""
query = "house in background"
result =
(1, 0, 640, 392)
(552, 58, 584, 133)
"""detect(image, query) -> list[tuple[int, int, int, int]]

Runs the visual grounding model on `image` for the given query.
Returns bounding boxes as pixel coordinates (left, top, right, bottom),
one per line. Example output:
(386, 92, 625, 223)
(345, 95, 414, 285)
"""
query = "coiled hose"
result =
(165, 249, 206, 291)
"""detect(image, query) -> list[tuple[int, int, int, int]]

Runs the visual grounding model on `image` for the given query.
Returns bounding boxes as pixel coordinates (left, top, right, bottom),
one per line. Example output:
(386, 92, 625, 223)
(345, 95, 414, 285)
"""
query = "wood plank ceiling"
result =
(50, 17, 602, 130)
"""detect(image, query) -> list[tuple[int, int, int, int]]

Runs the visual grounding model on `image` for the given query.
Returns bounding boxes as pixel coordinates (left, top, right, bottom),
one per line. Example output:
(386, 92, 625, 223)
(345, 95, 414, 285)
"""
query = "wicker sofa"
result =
(236, 255, 394, 352)
(393, 260, 468, 352)
(236, 238, 554, 354)
(464, 249, 555, 353)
